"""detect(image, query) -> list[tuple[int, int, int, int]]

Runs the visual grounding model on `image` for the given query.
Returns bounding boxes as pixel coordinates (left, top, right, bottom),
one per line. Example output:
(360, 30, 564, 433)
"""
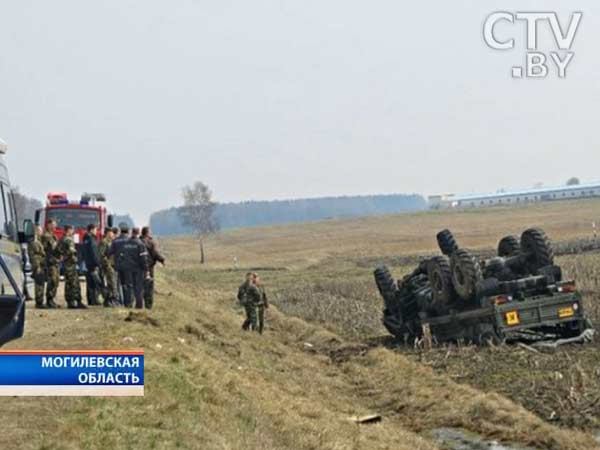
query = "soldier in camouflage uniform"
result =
(28, 226, 46, 309)
(58, 225, 86, 309)
(99, 227, 117, 307)
(40, 219, 60, 308)
(252, 274, 269, 334)
(237, 272, 255, 330)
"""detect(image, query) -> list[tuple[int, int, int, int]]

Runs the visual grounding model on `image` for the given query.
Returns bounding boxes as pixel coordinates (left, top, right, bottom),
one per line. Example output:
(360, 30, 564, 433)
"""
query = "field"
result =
(4, 198, 600, 449)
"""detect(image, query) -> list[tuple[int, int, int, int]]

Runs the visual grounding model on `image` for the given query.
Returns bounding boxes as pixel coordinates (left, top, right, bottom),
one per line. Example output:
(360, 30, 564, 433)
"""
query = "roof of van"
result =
(0, 139, 7, 154)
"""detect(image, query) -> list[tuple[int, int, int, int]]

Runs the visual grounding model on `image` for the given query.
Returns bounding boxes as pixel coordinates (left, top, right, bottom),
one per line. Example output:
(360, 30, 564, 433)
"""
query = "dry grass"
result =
(3, 198, 600, 449)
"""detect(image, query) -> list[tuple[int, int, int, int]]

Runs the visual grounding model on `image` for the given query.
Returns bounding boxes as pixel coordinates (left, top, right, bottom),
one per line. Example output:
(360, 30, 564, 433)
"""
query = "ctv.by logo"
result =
(483, 12, 583, 79)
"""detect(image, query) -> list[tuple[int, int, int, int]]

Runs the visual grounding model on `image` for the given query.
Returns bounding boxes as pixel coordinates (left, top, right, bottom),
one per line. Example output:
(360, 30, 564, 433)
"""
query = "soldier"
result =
(58, 225, 86, 309)
(140, 226, 165, 309)
(112, 226, 124, 305)
(128, 228, 149, 309)
(252, 273, 269, 334)
(82, 224, 104, 306)
(239, 273, 263, 332)
(237, 272, 254, 330)
(40, 219, 60, 308)
(28, 226, 46, 309)
(98, 227, 117, 307)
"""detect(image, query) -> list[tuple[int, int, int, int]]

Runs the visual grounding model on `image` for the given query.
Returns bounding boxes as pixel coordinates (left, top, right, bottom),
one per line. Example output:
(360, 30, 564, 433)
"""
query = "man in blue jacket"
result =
(82, 223, 104, 306)
(109, 226, 148, 308)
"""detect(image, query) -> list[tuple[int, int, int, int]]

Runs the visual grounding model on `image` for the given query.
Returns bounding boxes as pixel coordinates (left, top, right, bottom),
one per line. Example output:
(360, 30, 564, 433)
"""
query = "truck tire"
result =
(520, 228, 554, 274)
(437, 229, 458, 256)
(475, 324, 504, 346)
(427, 256, 455, 307)
(498, 236, 520, 257)
(374, 266, 398, 310)
(450, 249, 482, 301)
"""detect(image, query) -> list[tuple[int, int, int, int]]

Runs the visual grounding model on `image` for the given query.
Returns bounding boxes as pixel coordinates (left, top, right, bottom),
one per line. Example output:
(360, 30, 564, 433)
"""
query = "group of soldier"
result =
(237, 272, 269, 334)
(28, 219, 165, 310)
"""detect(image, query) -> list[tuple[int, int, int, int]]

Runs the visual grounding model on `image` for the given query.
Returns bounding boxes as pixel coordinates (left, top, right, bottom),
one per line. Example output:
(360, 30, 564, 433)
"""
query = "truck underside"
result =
(375, 228, 592, 345)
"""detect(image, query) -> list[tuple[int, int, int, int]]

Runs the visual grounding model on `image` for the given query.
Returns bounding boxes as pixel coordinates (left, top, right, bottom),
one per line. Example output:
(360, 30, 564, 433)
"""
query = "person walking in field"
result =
(28, 226, 46, 309)
(237, 272, 256, 330)
(252, 273, 269, 334)
(237, 272, 268, 333)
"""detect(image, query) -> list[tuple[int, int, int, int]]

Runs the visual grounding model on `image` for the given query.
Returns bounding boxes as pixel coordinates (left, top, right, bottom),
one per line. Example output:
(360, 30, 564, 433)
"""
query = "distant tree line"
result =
(13, 188, 42, 223)
(150, 194, 426, 236)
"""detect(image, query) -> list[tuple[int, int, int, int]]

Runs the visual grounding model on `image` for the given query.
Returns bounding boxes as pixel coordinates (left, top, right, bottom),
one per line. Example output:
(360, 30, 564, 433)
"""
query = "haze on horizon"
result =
(1, 1, 599, 225)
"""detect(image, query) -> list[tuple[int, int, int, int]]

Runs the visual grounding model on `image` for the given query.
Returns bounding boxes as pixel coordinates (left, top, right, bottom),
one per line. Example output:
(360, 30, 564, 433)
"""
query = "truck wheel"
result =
(498, 236, 520, 257)
(476, 324, 504, 346)
(520, 228, 554, 273)
(374, 266, 398, 309)
(437, 229, 458, 256)
(450, 249, 482, 301)
(383, 313, 422, 344)
(427, 256, 455, 307)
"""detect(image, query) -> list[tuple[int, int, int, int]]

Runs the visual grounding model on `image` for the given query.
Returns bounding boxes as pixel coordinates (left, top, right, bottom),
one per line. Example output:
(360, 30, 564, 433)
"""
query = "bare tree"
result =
(566, 177, 581, 186)
(178, 181, 219, 264)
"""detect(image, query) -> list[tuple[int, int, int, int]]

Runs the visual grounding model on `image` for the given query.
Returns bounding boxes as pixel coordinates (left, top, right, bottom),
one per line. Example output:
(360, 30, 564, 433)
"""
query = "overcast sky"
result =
(1, 1, 599, 224)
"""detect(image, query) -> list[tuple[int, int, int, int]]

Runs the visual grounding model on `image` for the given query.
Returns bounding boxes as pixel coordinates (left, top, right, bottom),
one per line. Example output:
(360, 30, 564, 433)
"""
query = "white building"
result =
(429, 182, 600, 209)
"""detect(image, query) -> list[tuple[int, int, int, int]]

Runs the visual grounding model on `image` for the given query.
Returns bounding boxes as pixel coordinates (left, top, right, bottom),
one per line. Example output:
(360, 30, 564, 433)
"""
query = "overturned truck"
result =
(374, 228, 591, 344)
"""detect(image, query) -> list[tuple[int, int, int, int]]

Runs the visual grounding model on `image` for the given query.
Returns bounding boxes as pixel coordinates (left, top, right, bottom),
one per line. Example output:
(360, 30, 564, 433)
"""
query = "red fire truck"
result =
(35, 193, 114, 270)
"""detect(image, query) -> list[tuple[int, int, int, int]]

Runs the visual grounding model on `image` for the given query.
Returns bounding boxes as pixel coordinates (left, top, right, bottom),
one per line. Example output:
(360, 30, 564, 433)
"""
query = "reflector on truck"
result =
(505, 311, 520, 326)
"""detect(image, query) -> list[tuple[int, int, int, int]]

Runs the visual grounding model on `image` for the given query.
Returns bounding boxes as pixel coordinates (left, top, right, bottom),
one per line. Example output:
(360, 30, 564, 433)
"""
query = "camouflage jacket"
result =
(27, 239, 45, 270)
(245, 283, 263, 306)
(98, 238, 114, 269)
(58, 236, 78, 266)
(237, 281, 251, 305)
(41, 231, 60, 265)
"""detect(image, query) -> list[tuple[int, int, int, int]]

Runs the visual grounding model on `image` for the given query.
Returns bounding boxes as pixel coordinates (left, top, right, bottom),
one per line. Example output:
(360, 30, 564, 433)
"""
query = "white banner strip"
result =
(0, 385, 144, 396)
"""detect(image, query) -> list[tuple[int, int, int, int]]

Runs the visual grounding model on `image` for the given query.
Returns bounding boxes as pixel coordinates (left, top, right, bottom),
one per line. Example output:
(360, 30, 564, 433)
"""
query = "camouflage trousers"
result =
(64, 264, 82, 306)
(102, 265, 117, 302)
(243, 303, 257, 330)
(45, 264, 60, 303)
(32, 266, 45, 306)
(256, 305, 265, 334)
(243, 304, 265, 333)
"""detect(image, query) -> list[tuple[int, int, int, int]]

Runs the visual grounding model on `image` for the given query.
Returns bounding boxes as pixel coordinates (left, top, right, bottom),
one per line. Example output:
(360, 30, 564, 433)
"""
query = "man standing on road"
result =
(127, 228, 149, 309)
(141, 226, 165, 309)
(41, 219, 60, 308)
(58, 225, 86, 309)
(28, 226, 46, 309)
(253, 273, 269, 334)
(237, 272, 255, 330)
(82, 224, 104, 306)
(98, 227, 117, 307)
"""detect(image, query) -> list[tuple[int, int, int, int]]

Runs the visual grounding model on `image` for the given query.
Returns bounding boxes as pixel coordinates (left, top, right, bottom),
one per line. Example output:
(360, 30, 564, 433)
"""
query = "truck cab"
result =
(0, 139, 27, 346)
(35, 193, 113, 272)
